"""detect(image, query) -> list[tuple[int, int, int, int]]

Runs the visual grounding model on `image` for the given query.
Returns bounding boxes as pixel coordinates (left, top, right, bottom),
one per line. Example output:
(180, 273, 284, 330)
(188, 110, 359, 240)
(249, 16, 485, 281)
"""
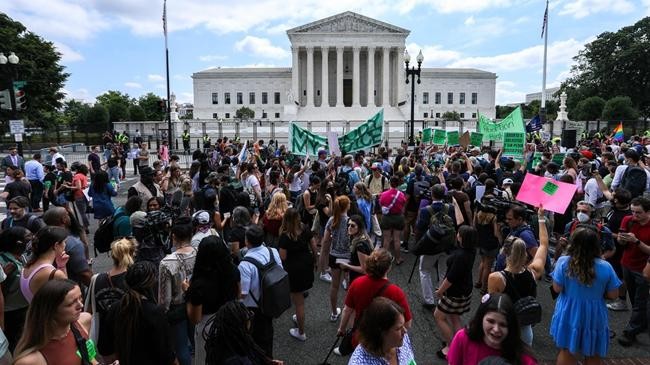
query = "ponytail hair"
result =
(331, 195, 350, 229)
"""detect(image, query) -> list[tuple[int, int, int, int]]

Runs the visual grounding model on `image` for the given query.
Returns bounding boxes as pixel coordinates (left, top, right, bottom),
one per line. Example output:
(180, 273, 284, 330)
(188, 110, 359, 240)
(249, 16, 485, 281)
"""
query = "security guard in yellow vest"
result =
(203, 135, 211, 150)
(182, 130, 191, 154)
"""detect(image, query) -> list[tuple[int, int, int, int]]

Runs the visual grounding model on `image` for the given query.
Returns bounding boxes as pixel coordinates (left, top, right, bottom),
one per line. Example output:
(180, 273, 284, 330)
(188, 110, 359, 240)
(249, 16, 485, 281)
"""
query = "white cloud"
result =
(199, 54, 227, 62)
(559, 0, 635, 19)
(53, 42, 84, 62)
(496, 81, 527, 105)
(124, 82, 142, 89)
(178, 92, 194, 104)
(174, 74, 189, 81)
(464, 16, 475, 25)
(397, 0, 512, 14)
(148, 74, 165, 82)
(448, 38, 590, 72)
(235, 36, 289, 59)
(644, 0, 650, 15)
(406, 42, 461, 67)
(514, 16, 529, 24)
(62, 87, 91, 102)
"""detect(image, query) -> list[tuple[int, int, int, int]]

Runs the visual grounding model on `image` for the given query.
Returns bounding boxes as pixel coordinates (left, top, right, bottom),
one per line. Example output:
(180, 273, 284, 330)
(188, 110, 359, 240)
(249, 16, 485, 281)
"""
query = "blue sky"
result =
(1, 0, 648, 106)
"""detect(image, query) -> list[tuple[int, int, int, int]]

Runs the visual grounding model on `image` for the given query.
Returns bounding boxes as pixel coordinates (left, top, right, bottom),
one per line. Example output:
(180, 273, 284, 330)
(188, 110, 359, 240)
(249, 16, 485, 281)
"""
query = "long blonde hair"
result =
(354, 182, 372, 201)
(111, 238, 137, 270)
(265, 192, 288, 220)
(502, 238, 528, 270)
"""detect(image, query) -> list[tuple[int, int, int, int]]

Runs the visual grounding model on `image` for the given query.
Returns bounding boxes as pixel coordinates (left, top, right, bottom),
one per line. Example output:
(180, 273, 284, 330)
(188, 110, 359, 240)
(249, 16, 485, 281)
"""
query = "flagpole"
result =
(163, 0, 173, 149)
(540, 0, 549, 127)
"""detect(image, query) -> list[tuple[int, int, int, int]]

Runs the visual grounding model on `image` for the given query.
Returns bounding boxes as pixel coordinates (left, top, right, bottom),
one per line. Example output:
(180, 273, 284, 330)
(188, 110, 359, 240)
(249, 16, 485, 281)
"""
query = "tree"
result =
(235, 106, 255, 119)
(496, 105, 516, 119)
(138, 92, 164, 121)
(0, 13, 69, 123)
(601, 96, 639, 121)
(563, 17, 650, 120)
(96, 90, 135, 125)
(574, 96, 606, 121)
(83, 104, 109, 132)
(128, 105, 146, 121)
(62, 100, 90, 129)
(441, 111, 460, 121)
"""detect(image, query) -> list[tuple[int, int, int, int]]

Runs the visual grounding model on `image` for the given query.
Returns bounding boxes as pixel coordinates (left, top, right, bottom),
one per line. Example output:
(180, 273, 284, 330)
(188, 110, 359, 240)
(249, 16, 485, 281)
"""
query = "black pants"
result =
(28, 180, 43, 210)
(5, 307, 27, 353)
(249, 307, 273, 357)
(133, 159, 139, 175)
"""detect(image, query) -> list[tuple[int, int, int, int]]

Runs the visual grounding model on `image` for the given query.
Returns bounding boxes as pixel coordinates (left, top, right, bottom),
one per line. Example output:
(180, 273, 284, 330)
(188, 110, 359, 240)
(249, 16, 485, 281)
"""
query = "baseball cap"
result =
(580, 150, 594, 160)
(130, 211, 147, 229)
(502, 178, 514, 185)
(192, 210, 211, 225)
(371, 162, 381, 170)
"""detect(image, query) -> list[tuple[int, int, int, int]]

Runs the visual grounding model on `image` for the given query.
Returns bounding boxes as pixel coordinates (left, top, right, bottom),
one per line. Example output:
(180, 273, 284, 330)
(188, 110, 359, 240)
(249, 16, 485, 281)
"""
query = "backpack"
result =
(1, 214, 39, 233)
(335, 169, 353, 196)
(242, 247, 291, 318)
(94, 273, 126, 317)
(94, 211, 126, 253)
(367, 173, 388, 192)
(621, 166, 648, 198)
(413, 176, 431, 200)
(569, 220, 604, 241)
(412, 204, 456, 256)
(294, 191, 306, 215)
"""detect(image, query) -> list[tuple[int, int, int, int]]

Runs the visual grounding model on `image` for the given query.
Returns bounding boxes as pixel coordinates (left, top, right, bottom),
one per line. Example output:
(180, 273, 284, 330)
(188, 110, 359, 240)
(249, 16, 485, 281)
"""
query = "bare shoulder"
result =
(78, 312, 93, 332)
(14, 352, 47, 365)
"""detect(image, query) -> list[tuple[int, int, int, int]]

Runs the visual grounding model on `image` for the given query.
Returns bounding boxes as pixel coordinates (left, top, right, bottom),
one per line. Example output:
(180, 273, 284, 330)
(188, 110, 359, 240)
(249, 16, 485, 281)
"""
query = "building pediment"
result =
(287, 11, 410, 35)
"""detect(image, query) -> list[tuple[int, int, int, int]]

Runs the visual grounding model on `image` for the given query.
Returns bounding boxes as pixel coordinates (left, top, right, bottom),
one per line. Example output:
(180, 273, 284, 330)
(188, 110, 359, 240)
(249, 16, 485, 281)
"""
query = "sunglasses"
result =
(347, 223, 357, 228)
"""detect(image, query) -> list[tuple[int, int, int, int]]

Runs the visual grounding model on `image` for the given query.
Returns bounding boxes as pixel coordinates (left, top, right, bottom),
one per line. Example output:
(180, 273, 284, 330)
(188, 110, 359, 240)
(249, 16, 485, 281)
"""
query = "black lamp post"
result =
(404, 49, 423, 149)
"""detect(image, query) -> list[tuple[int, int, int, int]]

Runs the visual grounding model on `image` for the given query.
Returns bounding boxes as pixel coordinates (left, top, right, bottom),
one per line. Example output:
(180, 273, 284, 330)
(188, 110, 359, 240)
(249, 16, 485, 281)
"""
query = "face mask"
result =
(577, 212, 590, 223)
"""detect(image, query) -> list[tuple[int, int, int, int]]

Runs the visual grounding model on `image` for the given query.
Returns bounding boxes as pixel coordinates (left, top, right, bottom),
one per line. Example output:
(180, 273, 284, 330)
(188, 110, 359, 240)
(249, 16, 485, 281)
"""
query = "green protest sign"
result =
(338, 109, 384, 153)
(542, 181, 559, 195)
(551, 152, 566, 165)
(433, 129, 446, 145)
(470, 132, 483, 146)
(478, 107, 525, 141)
(422, 128, 432, 143)
(528, 151, 543, 172)
(502, 132, 525, 159)
(288, 122, 328, 156)
(447, 131, 459, 145)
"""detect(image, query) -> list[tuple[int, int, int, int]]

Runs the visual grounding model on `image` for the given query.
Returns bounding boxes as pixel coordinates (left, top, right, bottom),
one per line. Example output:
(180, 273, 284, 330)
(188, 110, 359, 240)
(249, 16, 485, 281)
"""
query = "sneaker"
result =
(607, 298, 629, 312)
(292, 314, 298, 326)
(330, 307, 342, 322)
(320, 272, 332, 283)
(333, 347, 342, 356)
(289, 328, 307, 341)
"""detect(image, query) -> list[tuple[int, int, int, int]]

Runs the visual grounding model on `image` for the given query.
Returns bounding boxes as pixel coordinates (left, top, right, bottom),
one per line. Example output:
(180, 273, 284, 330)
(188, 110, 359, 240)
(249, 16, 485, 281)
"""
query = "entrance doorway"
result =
(343, 79, 352, 107)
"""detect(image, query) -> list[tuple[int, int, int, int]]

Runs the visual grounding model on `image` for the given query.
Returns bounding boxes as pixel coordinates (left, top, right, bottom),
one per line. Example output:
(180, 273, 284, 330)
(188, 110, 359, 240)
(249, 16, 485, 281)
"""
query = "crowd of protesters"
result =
(0, 128, 648, 365)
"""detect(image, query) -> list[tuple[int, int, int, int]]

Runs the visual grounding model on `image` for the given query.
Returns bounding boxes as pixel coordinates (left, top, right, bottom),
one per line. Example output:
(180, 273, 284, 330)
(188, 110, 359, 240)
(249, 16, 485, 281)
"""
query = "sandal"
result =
(395, 259, 405, 266)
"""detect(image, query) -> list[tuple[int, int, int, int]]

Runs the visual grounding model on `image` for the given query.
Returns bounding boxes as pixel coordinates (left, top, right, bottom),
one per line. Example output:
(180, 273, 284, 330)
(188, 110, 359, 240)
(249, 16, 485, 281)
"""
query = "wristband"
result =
(538, 219, 546, 223)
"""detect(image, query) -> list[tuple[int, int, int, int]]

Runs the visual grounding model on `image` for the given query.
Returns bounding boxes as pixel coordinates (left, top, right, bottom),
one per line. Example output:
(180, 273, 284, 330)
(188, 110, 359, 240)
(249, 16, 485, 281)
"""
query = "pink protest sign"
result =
(515, 173, 577, 214)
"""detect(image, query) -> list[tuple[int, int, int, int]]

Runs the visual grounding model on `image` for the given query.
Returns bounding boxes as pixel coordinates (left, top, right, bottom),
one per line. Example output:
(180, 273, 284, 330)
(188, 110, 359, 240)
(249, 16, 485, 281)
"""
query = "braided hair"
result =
(205, 300, 272, 365)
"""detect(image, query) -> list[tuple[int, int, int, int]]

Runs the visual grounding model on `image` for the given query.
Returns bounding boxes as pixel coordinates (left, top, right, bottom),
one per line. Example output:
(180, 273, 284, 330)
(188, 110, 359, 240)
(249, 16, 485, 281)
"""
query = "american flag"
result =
(541, 0, 548, 38)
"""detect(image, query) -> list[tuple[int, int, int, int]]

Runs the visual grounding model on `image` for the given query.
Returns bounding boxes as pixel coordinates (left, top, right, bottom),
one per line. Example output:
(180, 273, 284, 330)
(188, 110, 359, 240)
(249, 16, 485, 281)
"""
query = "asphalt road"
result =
(87, 178, 650, 365)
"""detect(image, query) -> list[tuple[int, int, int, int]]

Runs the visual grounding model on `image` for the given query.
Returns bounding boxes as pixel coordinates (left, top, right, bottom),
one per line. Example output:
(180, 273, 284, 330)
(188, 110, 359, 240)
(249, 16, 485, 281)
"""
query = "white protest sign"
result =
(327, 132, 340, 156)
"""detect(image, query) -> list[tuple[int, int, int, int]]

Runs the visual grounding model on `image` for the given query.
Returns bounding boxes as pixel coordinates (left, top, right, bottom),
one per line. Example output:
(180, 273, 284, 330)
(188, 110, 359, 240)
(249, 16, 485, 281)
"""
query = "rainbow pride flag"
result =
(612, 122, 624, 142)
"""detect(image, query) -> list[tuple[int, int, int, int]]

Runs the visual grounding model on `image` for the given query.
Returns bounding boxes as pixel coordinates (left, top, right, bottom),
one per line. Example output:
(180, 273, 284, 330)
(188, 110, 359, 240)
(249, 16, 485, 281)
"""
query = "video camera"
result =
(476, 195, 535, 223)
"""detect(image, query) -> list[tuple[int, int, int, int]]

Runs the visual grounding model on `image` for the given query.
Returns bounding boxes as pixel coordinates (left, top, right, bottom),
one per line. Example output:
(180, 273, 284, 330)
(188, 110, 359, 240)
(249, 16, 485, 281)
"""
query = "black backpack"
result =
(335, 169, 353, 196)
(94, 211, 126, 253)
(242, 247, 291, 318)
(621, 166, 647, 198)
(413, 176, 431, 200)
(94, 273, 126, 317)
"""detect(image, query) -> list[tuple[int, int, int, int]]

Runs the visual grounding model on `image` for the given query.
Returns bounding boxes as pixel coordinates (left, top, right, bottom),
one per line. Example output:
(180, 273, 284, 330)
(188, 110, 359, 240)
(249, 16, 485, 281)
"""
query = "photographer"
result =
(495, 205, 538, 272)
(415, 184, 457, 308)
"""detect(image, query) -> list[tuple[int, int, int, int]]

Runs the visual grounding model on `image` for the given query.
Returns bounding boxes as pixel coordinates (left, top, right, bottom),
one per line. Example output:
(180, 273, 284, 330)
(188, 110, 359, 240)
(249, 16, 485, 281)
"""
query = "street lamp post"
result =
(404, 49, 423, 149)
(0, 52, 23, 156)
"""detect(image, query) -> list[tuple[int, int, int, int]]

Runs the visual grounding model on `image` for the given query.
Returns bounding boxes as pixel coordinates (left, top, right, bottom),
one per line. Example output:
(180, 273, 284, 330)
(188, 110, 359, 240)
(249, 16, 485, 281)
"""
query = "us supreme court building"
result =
(192, 11, 497, 126)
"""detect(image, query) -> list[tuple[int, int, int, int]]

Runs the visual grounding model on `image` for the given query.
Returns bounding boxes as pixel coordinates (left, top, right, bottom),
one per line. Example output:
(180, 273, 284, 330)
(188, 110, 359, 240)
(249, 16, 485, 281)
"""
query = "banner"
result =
(478, 107, 525, 141)
(433, 129, 446, 145)
(422, 128, 432, 143)
(515, 173, 577, 214)
(447, 131, 459, 145)
(289, 122, 328, 156)
(470, 132, 483, 146)
(338, 109, 384, 153)
(502, 132, 526, 160)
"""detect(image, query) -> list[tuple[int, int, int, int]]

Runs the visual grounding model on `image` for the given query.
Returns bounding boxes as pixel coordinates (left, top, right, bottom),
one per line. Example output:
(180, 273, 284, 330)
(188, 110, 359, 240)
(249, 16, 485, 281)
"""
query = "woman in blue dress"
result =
(550, 226, 621, 365)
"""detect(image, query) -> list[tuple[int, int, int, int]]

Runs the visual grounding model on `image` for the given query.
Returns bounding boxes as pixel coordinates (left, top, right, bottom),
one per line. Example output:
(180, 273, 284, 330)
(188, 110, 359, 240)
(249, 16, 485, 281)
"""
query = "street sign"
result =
(14, 133, 23, 142)
(9, 120, 25, 134)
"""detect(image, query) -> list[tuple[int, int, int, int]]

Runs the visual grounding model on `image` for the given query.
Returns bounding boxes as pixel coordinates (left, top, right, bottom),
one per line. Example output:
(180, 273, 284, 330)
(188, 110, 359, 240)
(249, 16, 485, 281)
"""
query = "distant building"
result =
(525, 87, 560, 104)
(192, 11, 497, 122)
(178, 103, 193, 118)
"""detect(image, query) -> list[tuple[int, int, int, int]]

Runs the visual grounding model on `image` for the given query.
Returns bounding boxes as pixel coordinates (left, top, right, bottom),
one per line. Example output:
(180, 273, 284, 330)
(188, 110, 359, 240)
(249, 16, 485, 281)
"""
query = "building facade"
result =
(525, 86, 560, 104)
(192, 11, 497, 122)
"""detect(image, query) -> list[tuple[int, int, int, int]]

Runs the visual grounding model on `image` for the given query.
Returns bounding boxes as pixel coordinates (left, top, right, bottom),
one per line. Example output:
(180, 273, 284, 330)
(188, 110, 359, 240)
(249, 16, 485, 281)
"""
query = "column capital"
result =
(382, 46, 391, 54)
(320, 45, 331, 51)
(367, 45, 376, 52)
(352, 46, 362, 52)
(336, 46, 345, 52)
(306, 46, 314, 53)
(291, 46, 300, 52)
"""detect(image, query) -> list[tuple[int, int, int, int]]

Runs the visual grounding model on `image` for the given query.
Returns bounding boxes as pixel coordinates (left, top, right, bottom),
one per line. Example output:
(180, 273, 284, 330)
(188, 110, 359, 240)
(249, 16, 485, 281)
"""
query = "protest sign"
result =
(447, 131, 459, 145)
(502, 132, 525, 159)
(338, 109, 384, 153)
(470, 132, 483, 146)
(422, 128, 432, 143)
(551, 152, 566, 165)
(459, 131, 471, 148)
(528, 151, 543, 172)
(515, 173, 577, 214)
(289, 122, 328, 156)
(327, 132, 340, 156)
(433, 129, 446, 145)
(478, 107, 525, 141)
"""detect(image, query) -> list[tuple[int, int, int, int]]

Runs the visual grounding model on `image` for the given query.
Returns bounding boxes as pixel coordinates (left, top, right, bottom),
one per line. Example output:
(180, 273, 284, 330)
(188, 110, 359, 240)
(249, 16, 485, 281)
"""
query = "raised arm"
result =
(528, 205, 548, 280)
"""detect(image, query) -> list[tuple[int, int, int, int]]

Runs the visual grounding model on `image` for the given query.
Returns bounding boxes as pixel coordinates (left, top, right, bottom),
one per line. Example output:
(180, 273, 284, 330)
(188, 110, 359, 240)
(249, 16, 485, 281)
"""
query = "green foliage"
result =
(137, 92, 164, 121)
(96, 90, 135, 125)
(601, 96, 639, 121)
(235, 106, 255, 119)
(84, 104, 109, 132)
(496, 105, 516, 119)
(441, 111, 460, 121)
(0, 13, 69, 122)
(574, 96, 606, 121)
(563, 17, 649, 119)
(62, 100, 90, 128)
(128, 105, 146, 121)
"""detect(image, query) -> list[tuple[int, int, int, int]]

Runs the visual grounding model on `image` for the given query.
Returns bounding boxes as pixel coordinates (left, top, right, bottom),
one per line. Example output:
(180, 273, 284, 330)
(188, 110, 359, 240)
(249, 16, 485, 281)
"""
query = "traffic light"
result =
(0, 89, 10, 110)
(13, 81, 26, 111)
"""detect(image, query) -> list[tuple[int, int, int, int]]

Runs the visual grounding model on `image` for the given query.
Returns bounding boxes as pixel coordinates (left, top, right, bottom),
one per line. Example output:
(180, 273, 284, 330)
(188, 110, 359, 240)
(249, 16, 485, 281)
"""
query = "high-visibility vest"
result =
(182, 132, 190, 141)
